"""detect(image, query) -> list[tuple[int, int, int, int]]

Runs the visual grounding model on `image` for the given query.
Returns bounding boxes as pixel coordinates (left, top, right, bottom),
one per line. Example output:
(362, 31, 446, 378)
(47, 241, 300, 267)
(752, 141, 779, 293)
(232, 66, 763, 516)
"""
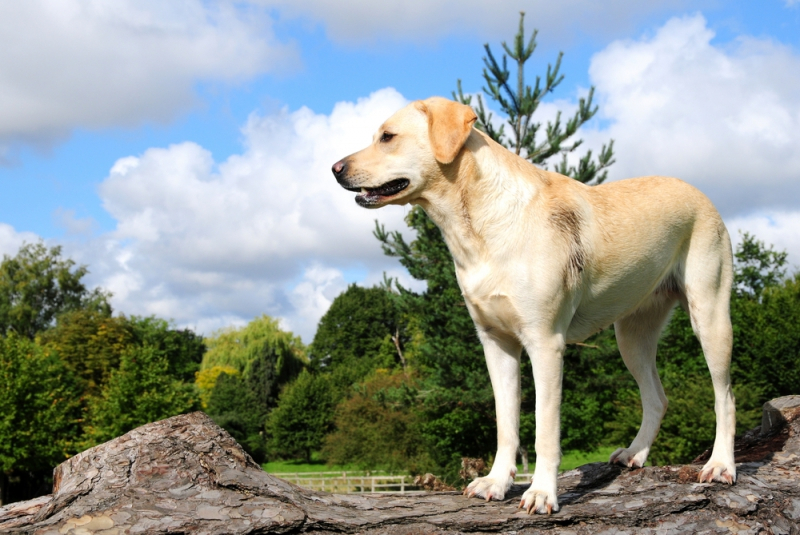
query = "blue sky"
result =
(1, 0, 799, 340)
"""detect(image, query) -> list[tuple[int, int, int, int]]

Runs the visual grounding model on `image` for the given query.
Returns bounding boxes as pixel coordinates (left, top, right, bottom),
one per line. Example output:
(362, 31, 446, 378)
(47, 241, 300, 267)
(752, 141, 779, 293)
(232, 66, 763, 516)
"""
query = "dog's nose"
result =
(332, 160, 346, 178)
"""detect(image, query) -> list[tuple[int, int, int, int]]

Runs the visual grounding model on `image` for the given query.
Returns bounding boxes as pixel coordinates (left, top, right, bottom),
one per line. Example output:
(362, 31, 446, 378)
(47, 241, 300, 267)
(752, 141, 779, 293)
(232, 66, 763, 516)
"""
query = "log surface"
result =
(2, 396, 799, 534)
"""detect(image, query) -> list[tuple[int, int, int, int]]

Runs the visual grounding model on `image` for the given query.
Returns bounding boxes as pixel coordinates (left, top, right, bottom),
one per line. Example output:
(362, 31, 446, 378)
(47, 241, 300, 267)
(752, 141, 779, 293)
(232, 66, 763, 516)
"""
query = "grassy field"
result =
(263, 453, 363, 474)
(558, 446, 616, 472)
(263, 447, 617, 476)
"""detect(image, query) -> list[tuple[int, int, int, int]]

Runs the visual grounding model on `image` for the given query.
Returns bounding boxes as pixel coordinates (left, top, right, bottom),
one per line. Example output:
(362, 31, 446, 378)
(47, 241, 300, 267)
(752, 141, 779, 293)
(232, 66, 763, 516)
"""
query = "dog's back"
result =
(537, 174, 731, 342)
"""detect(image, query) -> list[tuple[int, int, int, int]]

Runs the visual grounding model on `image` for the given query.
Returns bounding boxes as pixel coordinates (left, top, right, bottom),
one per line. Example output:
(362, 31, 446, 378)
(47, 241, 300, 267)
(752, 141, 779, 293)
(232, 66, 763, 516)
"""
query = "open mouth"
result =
(345, 178, 410, 207)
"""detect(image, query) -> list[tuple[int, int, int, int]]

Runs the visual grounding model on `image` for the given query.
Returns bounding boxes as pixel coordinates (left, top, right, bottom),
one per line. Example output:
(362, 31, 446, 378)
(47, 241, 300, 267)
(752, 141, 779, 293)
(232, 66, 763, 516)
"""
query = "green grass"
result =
(557, 446, 616, 472)
(263, 452, 369, 474)
(263, 447, 616, 475)
(263, 459, 364, 474)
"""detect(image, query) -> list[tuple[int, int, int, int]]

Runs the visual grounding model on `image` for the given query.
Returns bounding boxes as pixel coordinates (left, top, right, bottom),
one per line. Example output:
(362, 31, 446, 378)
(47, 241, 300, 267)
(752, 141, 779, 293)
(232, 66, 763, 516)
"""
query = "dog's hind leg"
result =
(609, 297, 675, 468)
(463, 331, 522, 502)
(684, 231, 736, 484)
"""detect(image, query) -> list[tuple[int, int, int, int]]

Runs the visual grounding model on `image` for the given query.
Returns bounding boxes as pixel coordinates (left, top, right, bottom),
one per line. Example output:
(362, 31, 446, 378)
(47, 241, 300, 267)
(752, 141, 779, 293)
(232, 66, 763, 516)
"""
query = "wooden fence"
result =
(514, 472, 534, 484)
(272, 471, 418, 494)
(273, 470, 537, 494)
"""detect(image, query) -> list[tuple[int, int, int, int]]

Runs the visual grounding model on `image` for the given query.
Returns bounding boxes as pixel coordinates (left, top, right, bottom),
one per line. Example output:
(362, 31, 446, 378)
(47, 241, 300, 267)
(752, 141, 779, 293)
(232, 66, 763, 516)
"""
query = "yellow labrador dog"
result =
(332, 97, 736, 514)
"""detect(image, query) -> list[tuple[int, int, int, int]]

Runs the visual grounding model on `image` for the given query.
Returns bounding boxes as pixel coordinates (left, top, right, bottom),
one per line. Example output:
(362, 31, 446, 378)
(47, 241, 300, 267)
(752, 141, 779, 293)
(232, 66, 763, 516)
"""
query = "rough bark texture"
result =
(2, 397, 799, 535)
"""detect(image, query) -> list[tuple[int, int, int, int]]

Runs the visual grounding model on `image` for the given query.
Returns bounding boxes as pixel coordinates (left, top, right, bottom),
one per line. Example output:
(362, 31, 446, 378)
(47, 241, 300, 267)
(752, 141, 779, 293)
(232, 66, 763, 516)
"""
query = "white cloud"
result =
(259, 0, 695, 44)
(583, 14, 800, 216)
(54, 208, 97, 237)
(89, 88, 415, 341)
(0, 0, 296, 149)
(0, 224, 40, 259)
(284, 264, 349, 339)
(727, 211, 800, 273)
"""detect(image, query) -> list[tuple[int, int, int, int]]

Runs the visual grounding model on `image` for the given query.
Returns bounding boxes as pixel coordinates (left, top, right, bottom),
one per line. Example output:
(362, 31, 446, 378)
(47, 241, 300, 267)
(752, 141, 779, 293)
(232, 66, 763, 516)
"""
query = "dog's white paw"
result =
(518, 485, 559, 515)
(609, 447, 648, 468)
(699, 458, 736, 484)
(463, 472, 514, 502)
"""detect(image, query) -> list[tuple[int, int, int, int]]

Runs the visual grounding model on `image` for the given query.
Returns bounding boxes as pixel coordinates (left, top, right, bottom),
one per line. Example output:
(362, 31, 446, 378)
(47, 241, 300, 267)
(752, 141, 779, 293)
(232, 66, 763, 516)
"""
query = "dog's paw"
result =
(698, 459, 736, 484)
(518, 485, 559, 515)
(463, 471, 514, 502)
(609, 447, 647, 468)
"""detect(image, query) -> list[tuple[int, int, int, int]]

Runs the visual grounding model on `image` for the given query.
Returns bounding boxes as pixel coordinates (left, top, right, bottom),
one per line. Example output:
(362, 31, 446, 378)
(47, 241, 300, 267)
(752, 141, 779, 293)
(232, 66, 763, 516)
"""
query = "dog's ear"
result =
(417, 98, 477, 164)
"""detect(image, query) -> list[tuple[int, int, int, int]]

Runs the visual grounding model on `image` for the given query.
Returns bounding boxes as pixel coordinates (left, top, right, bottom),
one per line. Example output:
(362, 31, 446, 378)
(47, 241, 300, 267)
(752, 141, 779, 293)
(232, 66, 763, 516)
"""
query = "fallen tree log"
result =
(1, 397, 799, 534)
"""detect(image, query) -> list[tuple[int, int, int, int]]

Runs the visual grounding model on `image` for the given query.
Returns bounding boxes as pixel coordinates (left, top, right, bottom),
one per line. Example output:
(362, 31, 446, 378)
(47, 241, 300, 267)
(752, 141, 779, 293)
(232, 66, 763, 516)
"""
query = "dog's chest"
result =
(457, 265, 521, 334)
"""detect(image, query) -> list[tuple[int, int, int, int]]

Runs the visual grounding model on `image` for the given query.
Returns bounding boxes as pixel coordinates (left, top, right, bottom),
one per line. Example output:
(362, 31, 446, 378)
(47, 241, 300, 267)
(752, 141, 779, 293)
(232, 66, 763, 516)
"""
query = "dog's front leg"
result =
(463, 331, 521, 502)
(520, 333, 565, 514)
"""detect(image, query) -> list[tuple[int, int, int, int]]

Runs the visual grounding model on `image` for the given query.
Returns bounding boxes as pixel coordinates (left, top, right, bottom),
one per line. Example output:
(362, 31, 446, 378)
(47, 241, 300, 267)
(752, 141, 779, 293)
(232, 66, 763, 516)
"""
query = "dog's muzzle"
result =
(332, 159, 409, 207)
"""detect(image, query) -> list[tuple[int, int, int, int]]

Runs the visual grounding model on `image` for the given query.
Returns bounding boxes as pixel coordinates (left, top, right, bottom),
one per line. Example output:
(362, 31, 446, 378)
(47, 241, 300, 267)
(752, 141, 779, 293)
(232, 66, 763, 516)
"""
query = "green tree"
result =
(128, 316, 206, 383)
(199, 316, 305, 460)
(84, 344, 201, 445)
(0, 242, 110, 339)
(733, 232, 788, 299)
(453, 11, 614, 184)
(201, 315, 305, 385)
(37, 309, 132, 398)
(266, 370, 337, 462)
(205, 371, 266, 462)
(195, 365, 238, 408)
(0, 334, 82, 505)
(322, 371, 433, 473)
(733, 274, 800, 401)
(309, 284, 406, 386)
(729, 233, 796, 399)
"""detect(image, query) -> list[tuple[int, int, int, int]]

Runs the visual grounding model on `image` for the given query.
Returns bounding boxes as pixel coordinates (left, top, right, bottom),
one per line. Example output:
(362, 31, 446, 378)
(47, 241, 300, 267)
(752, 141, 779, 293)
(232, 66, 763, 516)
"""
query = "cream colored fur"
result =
(332, 97, 737, 514)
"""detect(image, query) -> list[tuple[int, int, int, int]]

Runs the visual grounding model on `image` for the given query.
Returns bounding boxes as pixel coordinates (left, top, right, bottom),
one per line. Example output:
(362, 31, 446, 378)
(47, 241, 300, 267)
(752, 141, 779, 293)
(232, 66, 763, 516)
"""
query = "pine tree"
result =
(453, 11, 614, 184)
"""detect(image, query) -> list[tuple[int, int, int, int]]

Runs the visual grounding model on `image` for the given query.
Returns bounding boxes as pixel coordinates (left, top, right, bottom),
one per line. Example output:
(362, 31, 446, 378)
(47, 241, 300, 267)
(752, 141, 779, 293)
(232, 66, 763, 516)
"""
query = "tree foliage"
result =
(128, 316, 206, 383)
(310, 284, 406, 385)
(732, 274, 800, 401)
(266, 370, 337, 462)
(0, 334, 82, 505)
(199, 315, 306, 462)
(83, 344, 201, 445)
(37, 309, 132, 398)
(0, 242, 110, 339)
(733, 232, 788, 299)
(205, 371, 266, 462)
(453, 11, 614, 184)
(322, 371, 433, 473)
(201, 315, 305, 383)
(195, 365, 239, 408)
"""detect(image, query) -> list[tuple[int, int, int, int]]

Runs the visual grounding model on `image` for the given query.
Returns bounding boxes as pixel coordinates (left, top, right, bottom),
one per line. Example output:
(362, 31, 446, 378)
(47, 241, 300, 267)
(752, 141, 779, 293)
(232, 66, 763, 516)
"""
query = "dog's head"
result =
(332, 97, 477, 208)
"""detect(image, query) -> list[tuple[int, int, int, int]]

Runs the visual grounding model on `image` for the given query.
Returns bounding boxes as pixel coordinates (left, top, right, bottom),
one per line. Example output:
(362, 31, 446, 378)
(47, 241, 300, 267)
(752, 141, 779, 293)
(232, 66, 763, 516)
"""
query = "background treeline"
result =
(2, 15, 799, 506)
(2, 222, 797, 505)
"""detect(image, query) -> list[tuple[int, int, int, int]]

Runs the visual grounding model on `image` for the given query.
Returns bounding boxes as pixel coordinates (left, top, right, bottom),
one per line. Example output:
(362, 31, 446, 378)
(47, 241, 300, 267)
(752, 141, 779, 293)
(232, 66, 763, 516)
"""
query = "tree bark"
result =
(2, 396, 799, 534)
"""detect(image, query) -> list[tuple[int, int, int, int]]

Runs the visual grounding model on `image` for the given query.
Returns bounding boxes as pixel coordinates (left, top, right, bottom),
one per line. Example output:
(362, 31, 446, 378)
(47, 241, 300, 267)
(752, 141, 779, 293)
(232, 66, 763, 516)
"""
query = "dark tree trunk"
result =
(0, 471, 7, 507)
(2, 397, 799, 534)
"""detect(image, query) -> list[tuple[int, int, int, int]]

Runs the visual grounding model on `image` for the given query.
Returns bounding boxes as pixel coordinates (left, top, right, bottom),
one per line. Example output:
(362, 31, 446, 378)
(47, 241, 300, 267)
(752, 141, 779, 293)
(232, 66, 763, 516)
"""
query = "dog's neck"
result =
(413, 130, 545, 269)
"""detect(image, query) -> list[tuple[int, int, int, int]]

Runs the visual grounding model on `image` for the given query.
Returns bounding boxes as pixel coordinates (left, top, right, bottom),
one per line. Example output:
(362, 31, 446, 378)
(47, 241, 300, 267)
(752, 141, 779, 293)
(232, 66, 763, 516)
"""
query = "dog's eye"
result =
(380, 132, 395, 143)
